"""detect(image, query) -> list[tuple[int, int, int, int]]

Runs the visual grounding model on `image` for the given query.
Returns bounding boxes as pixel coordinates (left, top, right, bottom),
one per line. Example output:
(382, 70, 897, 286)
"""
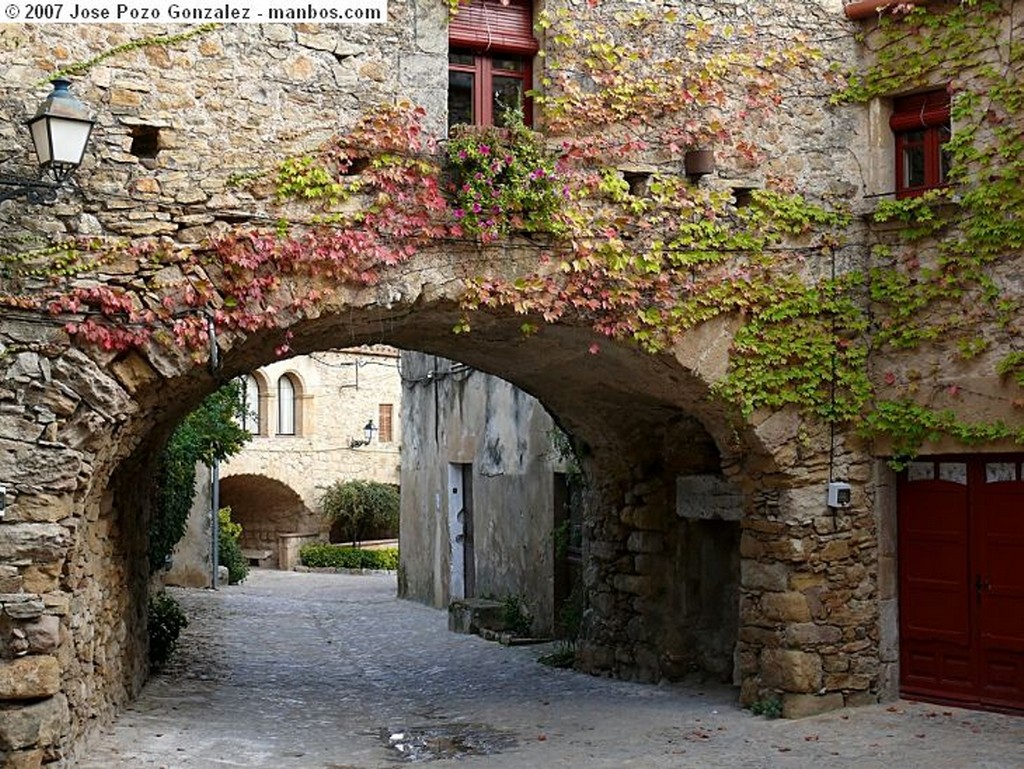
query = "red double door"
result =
(898, 457, 1024, 711)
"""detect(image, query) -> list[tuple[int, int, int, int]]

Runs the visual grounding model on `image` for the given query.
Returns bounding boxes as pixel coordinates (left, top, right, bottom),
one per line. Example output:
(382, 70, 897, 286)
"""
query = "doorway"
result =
(448, 462, 476, 600)
(898, 457, 1024, 711)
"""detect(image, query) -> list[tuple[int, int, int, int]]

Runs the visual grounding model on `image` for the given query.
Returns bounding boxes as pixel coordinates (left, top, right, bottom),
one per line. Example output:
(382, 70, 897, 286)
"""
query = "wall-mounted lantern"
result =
(1, 79, 95, 205)
(0, 484, 7, 520)
(349, 419, 377, 448)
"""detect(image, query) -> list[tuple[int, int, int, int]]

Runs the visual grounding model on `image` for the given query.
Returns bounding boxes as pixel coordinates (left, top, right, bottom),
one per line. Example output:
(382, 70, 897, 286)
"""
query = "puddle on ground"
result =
(381, 723, 517, 762)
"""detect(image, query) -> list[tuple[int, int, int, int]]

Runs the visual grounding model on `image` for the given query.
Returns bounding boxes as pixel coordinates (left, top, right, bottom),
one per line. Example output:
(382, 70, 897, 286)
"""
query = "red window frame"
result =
(890, 89, 951, 199)
(448, 52, 533, 127)
(448, 0, 537, 128)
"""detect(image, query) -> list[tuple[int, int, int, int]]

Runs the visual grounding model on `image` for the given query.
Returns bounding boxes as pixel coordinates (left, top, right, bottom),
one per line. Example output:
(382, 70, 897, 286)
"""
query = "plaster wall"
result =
(163, 462, 214, 589)
(399, 351, 564, 635)
(166, 348, 402, 579)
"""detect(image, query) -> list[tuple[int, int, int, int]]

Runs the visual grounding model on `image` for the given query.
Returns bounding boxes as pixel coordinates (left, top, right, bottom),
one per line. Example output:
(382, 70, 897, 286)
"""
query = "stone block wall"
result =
(3, 0, 1018, 762)
(0, 10, 447, 765)
(0, 12, 448, 245)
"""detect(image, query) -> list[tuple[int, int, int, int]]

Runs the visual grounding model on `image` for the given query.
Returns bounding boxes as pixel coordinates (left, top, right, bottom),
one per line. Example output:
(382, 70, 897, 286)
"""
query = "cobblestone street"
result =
(73, 570, 1024, 769)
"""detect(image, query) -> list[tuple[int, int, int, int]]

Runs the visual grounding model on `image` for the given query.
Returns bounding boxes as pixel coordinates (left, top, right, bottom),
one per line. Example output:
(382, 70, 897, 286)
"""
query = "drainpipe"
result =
(843, 0, 931, 20)
(207, 311, 221, 589)
(211, 459, 220, 589)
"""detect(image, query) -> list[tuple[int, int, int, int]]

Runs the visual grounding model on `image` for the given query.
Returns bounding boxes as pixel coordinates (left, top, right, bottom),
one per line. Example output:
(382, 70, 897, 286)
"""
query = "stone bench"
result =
(241, 549, 274, 567)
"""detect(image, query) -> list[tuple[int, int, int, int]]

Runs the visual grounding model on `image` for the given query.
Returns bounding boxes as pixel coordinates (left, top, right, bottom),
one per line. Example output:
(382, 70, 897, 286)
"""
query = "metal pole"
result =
(206, 314, 219, 373)
(211, 459, 220, 589)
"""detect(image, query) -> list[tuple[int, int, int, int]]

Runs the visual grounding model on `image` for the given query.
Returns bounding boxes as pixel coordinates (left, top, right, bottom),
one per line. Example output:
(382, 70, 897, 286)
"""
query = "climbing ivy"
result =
(3, 2, 1023, 463)
(149, 381, 250, 574)
(39, 24, 219, 85)
(833, 0, 1024, 457)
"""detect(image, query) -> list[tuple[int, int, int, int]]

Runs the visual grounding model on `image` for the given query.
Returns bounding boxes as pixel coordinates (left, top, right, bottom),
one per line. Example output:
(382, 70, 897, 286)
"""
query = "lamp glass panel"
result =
(48, 118, 92, 165)
(29, 118, 52, 164)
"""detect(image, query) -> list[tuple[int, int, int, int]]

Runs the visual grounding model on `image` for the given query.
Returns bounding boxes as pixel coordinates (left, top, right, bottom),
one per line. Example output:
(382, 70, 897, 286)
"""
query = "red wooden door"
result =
(974, 468, 1024, 709)
(899, 458, 1024, 711)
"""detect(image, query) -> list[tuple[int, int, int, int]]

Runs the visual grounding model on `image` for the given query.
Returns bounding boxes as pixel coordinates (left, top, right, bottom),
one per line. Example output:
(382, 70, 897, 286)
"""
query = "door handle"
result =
(975, 575, 991, 600)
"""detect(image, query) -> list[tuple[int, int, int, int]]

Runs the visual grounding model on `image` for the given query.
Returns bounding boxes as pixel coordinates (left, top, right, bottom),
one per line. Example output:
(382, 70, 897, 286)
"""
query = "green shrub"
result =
(149, 382, 251, 573)
(539, 644, 576, 669)
(320, 479, 399, 546)
(148, 590, 188, 671)
(218, 506, 249, 584)
(749, 697, 783, 719)
(299, 543, 399, 570)
(502, 594, 534, 637)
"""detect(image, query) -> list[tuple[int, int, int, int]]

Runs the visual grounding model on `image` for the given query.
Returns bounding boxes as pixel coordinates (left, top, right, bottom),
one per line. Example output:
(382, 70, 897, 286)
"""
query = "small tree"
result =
(320, 479, 399, 547)
(149, 381, 251, 573)
(218, 506, 249, 584)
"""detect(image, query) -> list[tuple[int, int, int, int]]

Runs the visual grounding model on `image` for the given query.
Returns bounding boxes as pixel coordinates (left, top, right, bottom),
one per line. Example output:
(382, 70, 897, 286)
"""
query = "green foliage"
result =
(997, 352, 1024, 388)
(9, 0, 1024, 466)
(40, 25, 219, 84)
(148, 590, 188, 671)
(276, 156, 351, 203)
(446, 110, 564, 240)
(538, 644, 577, 669)
(319, 479, 399, 547)
(217, 507, 249, 585)
(299, 543, 399, 570)
(148, 382, 251, 574)
(501, 594, 534, 637)
(826, 0, 1024, 458)
(863, 399, 1024, 469)
(714, 277, 872, 420)
(749, 697, 783, 719)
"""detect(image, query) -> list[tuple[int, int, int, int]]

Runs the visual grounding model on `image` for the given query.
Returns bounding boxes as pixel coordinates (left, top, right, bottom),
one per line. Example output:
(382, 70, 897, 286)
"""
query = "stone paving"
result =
(73, 570, 1024, 769)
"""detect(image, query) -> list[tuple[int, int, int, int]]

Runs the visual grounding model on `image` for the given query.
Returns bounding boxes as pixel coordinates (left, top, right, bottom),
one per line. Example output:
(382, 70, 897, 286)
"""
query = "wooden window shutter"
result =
(449, 0, 538, 55)
(890, 90, 951, 131)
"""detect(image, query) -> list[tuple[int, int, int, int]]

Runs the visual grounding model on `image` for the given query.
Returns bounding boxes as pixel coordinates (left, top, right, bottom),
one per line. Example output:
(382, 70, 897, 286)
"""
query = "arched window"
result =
(240, 374, 261, 434)
(277, 375, 296, 436)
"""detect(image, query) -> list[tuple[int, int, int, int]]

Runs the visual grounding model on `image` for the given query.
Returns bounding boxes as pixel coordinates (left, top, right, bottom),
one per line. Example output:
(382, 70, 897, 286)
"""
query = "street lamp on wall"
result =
(0, 79, 95, 205)
(349, 419, 377, 448)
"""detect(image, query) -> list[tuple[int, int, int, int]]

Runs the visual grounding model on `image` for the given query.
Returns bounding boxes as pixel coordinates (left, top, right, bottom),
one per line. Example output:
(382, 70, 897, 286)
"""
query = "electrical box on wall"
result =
(827, 481, 851, 509)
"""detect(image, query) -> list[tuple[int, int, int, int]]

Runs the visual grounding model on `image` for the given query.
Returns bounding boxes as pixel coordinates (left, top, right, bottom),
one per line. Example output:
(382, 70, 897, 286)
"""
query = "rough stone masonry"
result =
(2, 0, 1020, 765)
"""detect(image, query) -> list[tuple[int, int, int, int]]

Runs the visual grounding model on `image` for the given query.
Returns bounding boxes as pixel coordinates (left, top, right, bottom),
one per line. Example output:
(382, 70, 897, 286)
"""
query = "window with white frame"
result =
(277, 374, 296, 436)
(240, 374, 261, 434)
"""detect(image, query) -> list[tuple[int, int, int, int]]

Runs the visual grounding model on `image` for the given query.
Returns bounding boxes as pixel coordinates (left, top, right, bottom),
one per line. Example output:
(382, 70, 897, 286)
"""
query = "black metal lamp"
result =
(349, 419, 378, 448)
(1, 79, 95, 204)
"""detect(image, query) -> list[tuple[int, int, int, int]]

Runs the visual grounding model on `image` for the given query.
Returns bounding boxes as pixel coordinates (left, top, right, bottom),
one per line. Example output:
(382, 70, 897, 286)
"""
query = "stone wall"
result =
(0, 10, 447, 766)
(220, 348, 402, 505)
(0, 0, 1019, 765)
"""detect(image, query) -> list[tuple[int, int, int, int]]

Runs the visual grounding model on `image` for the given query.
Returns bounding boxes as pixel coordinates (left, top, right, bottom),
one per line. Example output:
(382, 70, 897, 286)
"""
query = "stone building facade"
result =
(0, 0, 1021, 766)
(398, 351, 576, 637)
(165, 346, 402, 586)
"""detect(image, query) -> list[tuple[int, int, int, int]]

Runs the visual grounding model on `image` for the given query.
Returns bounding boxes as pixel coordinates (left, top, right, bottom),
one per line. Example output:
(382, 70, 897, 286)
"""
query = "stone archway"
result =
(218, 473, 316, 569)
(0, 257, 883, 763)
